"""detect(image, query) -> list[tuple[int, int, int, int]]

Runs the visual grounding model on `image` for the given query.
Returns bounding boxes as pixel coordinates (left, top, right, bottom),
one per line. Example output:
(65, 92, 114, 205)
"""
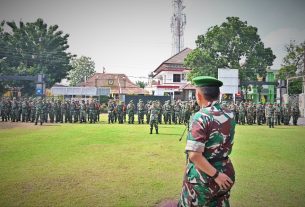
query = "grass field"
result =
(0, 115, 305, 207)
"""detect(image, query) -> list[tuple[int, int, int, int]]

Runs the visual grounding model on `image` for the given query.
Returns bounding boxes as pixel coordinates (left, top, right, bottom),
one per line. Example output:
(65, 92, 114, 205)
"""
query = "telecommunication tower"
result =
(171, 0, 186, 55)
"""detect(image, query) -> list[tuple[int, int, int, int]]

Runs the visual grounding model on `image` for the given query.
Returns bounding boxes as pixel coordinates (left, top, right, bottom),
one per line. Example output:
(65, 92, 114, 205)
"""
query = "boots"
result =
(150, 128, 153, 134)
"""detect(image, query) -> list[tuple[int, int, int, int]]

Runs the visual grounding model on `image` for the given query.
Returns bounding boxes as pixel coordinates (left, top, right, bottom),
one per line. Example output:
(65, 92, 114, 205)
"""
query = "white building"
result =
(146, 48, 193, 100)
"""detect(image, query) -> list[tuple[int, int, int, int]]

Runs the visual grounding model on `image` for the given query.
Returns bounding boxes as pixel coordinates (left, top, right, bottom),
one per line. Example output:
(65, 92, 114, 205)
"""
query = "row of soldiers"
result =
(107, 99, 200, 126)
(0, 97, 102, 125)
(228, 101, 300, 127)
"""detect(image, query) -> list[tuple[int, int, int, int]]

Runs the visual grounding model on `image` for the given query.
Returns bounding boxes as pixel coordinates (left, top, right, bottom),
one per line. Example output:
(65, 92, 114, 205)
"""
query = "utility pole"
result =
(171, 0, 186, 55)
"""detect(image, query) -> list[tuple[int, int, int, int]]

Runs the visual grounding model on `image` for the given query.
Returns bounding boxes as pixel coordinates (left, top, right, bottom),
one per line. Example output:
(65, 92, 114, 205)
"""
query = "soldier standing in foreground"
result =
(265, 103, 275, 128)
(149, 101, 159, 134)
(178, 76, 235, 207)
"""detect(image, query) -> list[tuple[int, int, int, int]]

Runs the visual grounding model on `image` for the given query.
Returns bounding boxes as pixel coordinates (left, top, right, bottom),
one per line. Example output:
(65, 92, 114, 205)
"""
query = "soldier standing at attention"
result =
(265, 103, 275, 128)
(35, 98, 44, 125)
(238, 102, 245, 125)
(117, 101, 124, 124)
(282, 103, 291, 125)
(137, 99, 145, 124)
(178, 76, 235, 207)
(164, 100, 172, 124)
(145, 101, 151, 124)
(149, 101, 159, 134)
(80, 100, 87, 123)
(11, 97, 18, 122)
(291, 105, 300, 125)
(127, 100, 135, 124)
(274, 103, 281, 125)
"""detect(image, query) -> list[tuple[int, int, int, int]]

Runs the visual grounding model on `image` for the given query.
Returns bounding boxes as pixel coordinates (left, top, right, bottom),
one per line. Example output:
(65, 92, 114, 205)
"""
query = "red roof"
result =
(153, 48, 193, 77)
(79, 73, 149, 95)
(181, 83, 196, 90)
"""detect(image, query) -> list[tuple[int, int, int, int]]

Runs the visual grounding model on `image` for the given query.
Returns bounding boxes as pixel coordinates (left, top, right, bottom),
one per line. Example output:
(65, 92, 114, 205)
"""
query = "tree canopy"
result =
(185, 17, 276, 81)
(0, 18, 74, 95)
(277, 41, 305, 95)
(68, 56, 95, 86)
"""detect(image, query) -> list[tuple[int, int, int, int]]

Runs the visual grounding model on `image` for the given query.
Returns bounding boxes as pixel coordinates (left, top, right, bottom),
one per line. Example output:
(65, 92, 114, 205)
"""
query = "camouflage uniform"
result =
(292, 106, 299, 126)
(163, 100, 172, 124)
(238, 103, 245, 125)
(21, 99, 28, 122)
(108, 100, 115, 124)
(183, 102, 192, 125)
(157, 100, 162, 124)
(74, 101, 80, 123)
(145, 101, 151, 124)
(282, 104, 291, 125)
(11, 98, 19, 122)
(117, 102, 124, 124)
(174, 101, 182, 124)
(246, 103, 254, 125)
(149, 101, 159, 134)
(48, 100, 55, 123)
(127, 100, 135, 124)
(35, 99, 44, 125)
(265, 103, 275, 128)
(274, 103, 281, 125)
(89, 100, 96, 123)
(80, 100, 87, 123)
(178, 102, 236, 207)
(137, 99, 145, 124)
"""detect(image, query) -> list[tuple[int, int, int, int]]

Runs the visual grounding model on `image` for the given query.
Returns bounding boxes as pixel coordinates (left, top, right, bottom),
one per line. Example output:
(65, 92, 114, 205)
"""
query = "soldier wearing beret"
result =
(178, 76, 235, 207)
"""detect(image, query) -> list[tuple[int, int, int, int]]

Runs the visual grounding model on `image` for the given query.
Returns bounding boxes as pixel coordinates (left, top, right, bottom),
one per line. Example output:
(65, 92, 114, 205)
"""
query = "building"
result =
(79, 72, 148, 97)
(147, 48, 193, 100)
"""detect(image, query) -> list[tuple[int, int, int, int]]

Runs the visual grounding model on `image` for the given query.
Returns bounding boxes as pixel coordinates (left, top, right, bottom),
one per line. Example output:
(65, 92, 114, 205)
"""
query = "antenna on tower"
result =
(171, 0, 186, 55)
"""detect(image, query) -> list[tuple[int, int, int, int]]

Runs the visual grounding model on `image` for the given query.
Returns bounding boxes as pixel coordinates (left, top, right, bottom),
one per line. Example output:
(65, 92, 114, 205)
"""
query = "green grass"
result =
(0, 115, 305, 207)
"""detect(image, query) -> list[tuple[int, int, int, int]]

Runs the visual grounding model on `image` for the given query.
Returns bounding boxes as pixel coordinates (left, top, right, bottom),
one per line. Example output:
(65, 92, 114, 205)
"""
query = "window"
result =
(108, 79, 114, 85)
(173, 74, 181, 82)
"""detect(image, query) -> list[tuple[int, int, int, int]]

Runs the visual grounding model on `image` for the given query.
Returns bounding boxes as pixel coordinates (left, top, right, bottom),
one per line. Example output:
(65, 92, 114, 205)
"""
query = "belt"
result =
(207, 156, 229, 163)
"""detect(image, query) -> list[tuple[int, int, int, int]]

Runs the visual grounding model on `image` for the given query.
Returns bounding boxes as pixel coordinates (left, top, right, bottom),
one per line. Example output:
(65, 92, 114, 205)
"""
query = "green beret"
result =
(192, 76, 223, 87)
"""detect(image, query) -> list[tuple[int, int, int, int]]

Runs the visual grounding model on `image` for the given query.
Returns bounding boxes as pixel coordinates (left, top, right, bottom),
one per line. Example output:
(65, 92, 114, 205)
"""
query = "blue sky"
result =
(0, 0, 304, 81)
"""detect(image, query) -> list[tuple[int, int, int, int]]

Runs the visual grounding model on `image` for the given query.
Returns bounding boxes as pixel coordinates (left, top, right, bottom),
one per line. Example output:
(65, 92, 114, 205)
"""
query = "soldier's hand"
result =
(214, 172, 233, 190)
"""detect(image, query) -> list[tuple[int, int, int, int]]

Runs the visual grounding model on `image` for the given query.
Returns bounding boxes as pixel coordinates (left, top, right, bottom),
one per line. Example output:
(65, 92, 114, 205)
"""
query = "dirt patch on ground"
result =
(0, 122, 60, 130)
(156, 199, 178, 207)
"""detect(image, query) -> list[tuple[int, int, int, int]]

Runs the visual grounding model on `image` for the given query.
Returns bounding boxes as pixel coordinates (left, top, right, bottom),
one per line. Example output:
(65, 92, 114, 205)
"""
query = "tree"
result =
(135, 80, 146, 89)
(0, 18, 74, 95)
(68, 56, 95, 86)
(277, 41, 305, 95)
(185, 17, 276, 81)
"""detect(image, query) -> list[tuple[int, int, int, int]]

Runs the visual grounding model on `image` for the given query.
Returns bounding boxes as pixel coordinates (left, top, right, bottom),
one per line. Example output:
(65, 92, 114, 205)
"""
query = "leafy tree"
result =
(135, 80, 146, 89)
(185, 17, 276, 81)
(68, 56, 95, 86)
(0, 18, 74, 95)
(277, 40, 305, 95)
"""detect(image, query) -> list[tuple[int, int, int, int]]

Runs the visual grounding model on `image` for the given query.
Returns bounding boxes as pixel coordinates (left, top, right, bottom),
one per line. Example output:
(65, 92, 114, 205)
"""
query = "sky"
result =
(0, 0, 305, 82)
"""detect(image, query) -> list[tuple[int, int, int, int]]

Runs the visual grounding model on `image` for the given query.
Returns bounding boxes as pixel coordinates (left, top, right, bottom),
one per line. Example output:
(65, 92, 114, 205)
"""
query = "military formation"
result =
(1, 97, 301, 129)
(0, 97, 101, 125)
(106, 99, 199, 128)
(227, 101, 300, 127)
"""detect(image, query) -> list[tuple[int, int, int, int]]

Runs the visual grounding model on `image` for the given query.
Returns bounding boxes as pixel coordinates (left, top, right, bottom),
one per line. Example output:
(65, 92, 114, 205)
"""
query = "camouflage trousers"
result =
(149, 119, 158, 132)
(164, 111, 171, 124)
(128, 112, 134, 124)
(267, 117, 274, 128)
(178, 160, 235, 207)
(80, 110, 86, 123)
(138, 110, 144, 124)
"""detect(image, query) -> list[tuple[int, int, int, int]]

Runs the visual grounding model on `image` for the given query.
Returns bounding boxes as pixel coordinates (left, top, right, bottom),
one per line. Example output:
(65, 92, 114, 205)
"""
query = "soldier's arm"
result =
(189, 151, 233, 190)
